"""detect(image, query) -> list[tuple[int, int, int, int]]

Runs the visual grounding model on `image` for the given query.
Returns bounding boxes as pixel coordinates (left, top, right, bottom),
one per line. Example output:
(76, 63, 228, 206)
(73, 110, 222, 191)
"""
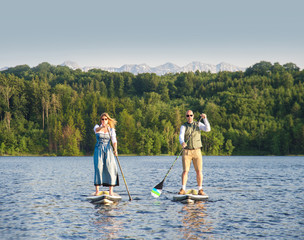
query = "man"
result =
(178, 110, 211, 195)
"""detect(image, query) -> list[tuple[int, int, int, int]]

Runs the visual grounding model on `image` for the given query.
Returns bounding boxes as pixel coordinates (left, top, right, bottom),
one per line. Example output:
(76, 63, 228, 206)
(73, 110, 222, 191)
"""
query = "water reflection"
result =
(93, 204, 123, 239)
(179, 202, 213, 239)
(1, 156, 303, 239)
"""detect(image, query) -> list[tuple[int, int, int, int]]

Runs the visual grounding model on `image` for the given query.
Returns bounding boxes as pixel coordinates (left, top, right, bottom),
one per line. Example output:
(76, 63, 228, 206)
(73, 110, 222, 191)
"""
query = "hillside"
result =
(0, 61, 303, 156)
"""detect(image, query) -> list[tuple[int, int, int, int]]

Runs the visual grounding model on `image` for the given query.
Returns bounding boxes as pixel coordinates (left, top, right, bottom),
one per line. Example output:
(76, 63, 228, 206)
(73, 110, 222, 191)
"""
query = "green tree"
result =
(61, 117, 82, 156)
(117, 109, 136, 154)
(245, 61, 272, 76)
(225, 139, 235, 155)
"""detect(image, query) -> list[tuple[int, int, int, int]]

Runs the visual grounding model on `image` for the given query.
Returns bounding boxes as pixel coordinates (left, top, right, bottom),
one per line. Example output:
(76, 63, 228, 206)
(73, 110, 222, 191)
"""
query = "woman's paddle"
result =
(108, 127, 132, 201)
(151, 117, 203, 198)
(114, 154, 132, 201)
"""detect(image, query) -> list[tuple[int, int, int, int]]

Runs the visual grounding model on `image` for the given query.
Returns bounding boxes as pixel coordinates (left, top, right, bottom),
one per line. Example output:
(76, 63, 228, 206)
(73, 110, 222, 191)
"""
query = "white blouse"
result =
(94, 124, 117, 144)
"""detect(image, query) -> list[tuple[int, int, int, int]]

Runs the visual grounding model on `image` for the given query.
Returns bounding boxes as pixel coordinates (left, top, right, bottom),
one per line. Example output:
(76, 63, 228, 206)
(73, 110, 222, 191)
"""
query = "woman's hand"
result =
(99, 124, 109, 130)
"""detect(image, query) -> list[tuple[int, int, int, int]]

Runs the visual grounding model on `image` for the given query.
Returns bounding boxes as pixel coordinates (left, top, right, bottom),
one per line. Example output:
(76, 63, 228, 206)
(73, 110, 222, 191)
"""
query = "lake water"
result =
(0, 156, 303, 239)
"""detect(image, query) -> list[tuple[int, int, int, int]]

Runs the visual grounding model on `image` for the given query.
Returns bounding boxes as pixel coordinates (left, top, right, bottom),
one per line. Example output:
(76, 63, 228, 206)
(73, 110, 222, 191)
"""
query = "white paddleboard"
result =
(173, 189, 208, 203)
(86, 191, 122, 204)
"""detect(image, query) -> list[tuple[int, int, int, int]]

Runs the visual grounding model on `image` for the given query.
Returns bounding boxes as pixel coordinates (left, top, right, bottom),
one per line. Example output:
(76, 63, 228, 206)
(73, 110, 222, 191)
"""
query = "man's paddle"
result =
(151, 148, 184, 198)
(151, 117, 203, 198)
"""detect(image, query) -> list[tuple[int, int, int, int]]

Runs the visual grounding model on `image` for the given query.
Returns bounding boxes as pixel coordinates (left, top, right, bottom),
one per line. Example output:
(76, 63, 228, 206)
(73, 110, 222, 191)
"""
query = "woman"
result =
(93, 112, 119, 196)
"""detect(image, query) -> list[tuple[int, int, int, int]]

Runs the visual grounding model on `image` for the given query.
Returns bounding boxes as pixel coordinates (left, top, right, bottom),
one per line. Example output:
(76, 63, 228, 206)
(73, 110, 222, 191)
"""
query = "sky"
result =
(1, 0, 303, 69)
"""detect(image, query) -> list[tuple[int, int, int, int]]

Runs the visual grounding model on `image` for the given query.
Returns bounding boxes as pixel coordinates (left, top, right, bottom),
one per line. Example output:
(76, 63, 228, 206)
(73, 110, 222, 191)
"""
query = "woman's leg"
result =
(109, 186, 114, 195)
(95, 185, 100, 195)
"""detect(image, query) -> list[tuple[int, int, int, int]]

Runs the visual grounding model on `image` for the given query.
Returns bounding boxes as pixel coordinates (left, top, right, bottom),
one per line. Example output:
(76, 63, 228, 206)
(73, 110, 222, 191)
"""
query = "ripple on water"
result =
(0, 156, 303, 239)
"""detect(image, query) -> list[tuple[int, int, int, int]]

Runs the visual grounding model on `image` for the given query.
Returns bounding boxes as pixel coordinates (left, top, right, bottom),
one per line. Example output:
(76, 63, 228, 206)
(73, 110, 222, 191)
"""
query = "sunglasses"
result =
(101, 118, 108, 121)
(186, 115, 193, 117)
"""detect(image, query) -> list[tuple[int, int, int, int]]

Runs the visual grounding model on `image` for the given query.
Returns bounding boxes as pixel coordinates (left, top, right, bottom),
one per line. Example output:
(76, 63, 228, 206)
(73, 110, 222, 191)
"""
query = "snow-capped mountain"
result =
(61, 61, 247, 75)
(118, 64, 152, 74)
(60, 61, 81, 70)
(181, 61, 217, 73)
(0, 66, 9, 71)
(216, 62, 244, 72)
(151, 62, 181, 75)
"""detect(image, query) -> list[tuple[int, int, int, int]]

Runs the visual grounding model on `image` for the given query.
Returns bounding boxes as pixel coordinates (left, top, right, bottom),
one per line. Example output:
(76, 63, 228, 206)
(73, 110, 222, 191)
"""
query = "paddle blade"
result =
(151, 180, 164, 198)
(151, 188, 162, 198)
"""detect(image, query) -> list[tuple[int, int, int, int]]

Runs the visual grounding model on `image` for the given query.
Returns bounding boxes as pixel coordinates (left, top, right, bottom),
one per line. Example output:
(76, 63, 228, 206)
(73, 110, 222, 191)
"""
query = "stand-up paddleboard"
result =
(173, 189, 208, 204)
(86, 191, 122, 205)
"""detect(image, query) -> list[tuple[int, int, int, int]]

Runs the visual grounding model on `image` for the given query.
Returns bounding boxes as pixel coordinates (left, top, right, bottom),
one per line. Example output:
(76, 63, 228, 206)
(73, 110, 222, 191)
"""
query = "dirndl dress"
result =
(93, 132, 119, 186)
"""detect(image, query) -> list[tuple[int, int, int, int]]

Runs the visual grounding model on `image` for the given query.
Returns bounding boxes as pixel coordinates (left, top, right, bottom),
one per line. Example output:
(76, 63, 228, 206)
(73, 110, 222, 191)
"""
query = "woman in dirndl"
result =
(93, 112, 119, 196)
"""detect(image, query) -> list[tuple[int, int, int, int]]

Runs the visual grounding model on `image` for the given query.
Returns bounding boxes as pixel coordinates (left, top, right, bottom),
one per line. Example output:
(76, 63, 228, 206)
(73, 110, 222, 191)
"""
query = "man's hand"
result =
(200, 113, 207, 119)
(182, 142, 187, 148)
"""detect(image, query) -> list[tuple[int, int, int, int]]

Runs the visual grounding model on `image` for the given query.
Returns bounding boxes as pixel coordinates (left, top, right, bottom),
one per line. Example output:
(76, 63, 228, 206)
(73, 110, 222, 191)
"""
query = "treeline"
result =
(0, 61, 303, 156)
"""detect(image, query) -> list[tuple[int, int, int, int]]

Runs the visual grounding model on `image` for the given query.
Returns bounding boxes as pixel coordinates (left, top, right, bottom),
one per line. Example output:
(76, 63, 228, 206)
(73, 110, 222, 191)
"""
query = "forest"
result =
(0, 61, 303, 156)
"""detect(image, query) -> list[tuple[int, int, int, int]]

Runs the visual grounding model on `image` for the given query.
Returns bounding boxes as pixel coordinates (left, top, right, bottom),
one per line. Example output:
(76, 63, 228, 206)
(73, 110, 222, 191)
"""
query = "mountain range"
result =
(61, 61, 246, 75)
(0, 61, 247, 75)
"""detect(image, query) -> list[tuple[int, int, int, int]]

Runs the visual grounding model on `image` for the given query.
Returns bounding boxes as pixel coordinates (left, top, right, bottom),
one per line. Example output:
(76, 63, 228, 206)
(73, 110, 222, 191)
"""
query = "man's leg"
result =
(182, 170, 189, 187)
(180, 150, 191, 194)
(193, 149, 204, 190)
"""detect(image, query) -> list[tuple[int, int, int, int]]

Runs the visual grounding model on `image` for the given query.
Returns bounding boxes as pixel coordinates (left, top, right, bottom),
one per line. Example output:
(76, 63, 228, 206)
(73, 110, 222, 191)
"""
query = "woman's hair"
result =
(99, 112, 117, 129)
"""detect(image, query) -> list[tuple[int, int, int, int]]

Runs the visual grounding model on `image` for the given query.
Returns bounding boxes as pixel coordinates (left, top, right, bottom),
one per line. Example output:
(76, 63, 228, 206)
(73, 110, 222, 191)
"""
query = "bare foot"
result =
(94, 191, 100, 196)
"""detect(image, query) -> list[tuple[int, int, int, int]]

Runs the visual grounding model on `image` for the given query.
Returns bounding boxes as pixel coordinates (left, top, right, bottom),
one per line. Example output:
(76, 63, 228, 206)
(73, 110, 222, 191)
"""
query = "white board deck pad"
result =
(86, 191, 122, 204)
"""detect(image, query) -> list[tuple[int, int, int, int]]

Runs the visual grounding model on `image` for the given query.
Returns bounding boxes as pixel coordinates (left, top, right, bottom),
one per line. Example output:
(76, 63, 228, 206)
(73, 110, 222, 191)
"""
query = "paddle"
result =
(151, 148, 184, 198)
(151, 117, 203, 198)
(114, 154, 132, 201)
(108, 127, 132, 201)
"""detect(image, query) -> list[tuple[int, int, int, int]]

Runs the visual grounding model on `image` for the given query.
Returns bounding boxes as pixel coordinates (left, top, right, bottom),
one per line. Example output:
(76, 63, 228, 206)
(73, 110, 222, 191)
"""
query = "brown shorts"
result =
(182, 148, 203, 172)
